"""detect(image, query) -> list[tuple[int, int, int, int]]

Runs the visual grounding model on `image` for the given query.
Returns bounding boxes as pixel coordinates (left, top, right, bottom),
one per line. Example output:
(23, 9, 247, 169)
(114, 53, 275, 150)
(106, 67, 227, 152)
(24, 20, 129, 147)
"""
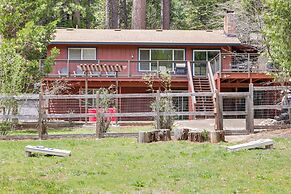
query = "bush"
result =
(0, 121, 13, 136)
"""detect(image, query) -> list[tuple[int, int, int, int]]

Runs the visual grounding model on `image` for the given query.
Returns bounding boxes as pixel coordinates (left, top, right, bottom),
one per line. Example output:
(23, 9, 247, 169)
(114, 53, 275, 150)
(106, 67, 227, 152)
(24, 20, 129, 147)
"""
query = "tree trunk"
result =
(73, 0, 81, 28)
(86, 0, 93, 28)
(120, 0, 128, 28)
(106, 0, 119, 29)
(161, 0, 170, 29)
(131, 0, 147, 29)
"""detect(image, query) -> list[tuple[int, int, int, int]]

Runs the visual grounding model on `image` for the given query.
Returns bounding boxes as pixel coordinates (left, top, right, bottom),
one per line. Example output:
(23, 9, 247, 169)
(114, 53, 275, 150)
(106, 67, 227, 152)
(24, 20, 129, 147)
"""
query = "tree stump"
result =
(173, 128, 189, 140)
(209, 131, 225, 143)
(188, 131, 209, 142)
(138, 131, 151, 143)
(138, 129, 171, 143)
(159, 129, 171, 141)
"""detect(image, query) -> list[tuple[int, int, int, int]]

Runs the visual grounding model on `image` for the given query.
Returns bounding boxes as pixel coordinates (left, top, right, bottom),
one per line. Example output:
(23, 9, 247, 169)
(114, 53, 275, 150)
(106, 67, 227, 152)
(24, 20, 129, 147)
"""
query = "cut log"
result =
(138, 129, 171, 143)
(209, 131, 225, 143)
(138, 131, 151, 143)
(159, 129, 171, 141)
(152, 130, 160, 142)
(173, 128, 189, 140)
(226, 139, 274, 152)
(188, 131, 209, 142)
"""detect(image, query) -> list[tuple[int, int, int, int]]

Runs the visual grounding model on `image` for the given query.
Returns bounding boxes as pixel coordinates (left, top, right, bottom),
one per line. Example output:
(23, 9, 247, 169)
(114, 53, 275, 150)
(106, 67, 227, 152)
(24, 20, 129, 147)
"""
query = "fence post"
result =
(214, 90, 223, 131)
(156, 90, 161, 129)
(246, 83, 254, 133)
(95, 94, 101, 138)
(38, 92, 47, 139)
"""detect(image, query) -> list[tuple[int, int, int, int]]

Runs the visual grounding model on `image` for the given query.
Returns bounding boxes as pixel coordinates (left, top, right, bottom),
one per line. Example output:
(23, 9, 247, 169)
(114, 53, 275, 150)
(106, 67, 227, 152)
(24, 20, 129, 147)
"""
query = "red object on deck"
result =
(88, 108, 117, 123)
(108, 107, 117, 122)
(88, 108, 97, 122)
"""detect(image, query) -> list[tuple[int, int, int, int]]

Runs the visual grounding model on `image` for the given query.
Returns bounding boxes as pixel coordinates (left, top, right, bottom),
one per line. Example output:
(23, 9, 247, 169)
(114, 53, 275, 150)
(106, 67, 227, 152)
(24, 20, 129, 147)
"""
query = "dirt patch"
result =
(226, 128, 291, 143)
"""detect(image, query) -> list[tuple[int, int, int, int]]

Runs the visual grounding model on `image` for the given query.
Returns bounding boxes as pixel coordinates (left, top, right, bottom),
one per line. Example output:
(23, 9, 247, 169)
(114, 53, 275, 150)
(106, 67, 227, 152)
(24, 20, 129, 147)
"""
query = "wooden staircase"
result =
(193, 77, 214, 112)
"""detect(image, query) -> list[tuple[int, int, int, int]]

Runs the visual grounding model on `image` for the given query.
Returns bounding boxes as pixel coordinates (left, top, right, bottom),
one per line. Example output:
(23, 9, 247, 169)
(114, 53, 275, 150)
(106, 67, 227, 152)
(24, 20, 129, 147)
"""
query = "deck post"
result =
(246, 83, 254, 133)
(127, 60, 131, 77)
(67, 59, 70, 77)
(247, 53, 251, 78)
(214, 90, 223, 131)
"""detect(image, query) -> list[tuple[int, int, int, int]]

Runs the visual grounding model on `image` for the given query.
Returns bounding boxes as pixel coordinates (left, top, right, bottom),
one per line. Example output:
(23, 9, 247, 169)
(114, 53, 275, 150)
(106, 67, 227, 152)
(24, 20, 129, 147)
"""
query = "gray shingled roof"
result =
(51, 29, 241, 46)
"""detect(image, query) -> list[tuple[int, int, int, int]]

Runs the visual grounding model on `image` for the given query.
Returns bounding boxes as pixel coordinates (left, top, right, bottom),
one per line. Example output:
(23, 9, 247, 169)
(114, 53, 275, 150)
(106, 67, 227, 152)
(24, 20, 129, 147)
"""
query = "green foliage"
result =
(96, 87, 115, 133)
(0, 0, 59, 93)
(0, 121, 13, 136)
(42, 48, 60, 75)
(171, 0, 228, 30)
(263, 0, 291, 73)
(143, 72, 175, 130)
(0, 41, 28, 94)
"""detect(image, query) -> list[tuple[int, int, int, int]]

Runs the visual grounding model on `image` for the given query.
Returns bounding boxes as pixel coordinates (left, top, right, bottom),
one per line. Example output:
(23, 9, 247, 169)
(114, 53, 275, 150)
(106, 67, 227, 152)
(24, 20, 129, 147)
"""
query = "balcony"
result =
(41, 53, 277, 79)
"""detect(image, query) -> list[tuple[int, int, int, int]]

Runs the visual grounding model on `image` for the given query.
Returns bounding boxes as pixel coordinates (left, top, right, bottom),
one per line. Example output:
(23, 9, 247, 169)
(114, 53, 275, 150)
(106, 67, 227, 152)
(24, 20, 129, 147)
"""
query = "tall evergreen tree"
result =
(132, 0, 147, 29)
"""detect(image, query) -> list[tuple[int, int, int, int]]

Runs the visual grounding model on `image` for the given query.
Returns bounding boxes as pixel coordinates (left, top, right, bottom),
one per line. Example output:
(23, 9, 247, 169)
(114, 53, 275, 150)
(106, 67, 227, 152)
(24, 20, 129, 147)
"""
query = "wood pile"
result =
(174, 128, 225, 143)
(138, 129, 171, 143)
(138, 128, 225, 143)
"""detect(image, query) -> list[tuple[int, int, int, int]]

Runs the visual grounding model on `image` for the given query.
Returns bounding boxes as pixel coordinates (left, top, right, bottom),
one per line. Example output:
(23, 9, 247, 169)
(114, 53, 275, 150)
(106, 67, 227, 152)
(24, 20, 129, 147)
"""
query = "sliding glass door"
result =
(193, 50, 220, 76)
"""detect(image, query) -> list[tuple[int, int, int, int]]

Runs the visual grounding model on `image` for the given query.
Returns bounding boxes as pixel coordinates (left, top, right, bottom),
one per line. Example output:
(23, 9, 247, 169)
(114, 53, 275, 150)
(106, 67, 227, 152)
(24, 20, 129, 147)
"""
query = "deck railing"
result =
(40, 59, 190, 78)
(40, 53, 277, 79)
(219, 53, 278, 74)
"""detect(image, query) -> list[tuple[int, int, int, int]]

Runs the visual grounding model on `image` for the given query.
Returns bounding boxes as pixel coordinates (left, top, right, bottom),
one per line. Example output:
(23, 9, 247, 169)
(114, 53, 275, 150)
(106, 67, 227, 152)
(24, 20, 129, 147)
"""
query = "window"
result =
(139, 49, 185, 72)
(68, 48, 96, 60)
(193, 50, 220, 61)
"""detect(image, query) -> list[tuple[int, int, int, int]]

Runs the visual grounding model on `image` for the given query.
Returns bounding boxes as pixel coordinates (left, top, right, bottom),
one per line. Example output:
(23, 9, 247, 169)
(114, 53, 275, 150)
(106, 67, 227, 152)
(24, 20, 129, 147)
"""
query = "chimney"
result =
(224, 11, 236, 37)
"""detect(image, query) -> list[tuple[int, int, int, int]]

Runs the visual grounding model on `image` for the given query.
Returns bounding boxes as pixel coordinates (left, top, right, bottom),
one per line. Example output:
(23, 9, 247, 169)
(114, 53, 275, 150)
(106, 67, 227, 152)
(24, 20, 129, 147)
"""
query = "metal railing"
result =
(220, 53, 278, 73)
(40, 53, 277, 79)
(40, 59, 189, 78)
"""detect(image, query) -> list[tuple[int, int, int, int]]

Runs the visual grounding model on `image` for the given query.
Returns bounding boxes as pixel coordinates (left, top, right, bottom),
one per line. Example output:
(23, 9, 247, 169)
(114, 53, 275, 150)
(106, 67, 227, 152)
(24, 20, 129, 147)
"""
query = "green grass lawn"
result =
(0, 138, 290, 193)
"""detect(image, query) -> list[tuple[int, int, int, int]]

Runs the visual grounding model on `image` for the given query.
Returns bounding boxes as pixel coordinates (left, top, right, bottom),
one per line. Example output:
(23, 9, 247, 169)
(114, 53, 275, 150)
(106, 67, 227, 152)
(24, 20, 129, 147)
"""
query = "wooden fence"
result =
(1, 85, 291, 139)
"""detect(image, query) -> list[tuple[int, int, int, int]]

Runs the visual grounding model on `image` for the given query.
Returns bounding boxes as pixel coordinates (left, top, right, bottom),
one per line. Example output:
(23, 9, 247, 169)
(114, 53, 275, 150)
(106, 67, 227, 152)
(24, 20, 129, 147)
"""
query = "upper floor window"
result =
(139, 48, 185, 72)
(68, 48, 96, 60)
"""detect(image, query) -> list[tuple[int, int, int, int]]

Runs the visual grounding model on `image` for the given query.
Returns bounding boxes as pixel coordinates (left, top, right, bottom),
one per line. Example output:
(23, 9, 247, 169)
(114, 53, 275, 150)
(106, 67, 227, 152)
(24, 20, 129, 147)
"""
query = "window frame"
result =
(68, 48, 97, 60)
(192, 49, 221, 76)
(138, 48, 185, 72)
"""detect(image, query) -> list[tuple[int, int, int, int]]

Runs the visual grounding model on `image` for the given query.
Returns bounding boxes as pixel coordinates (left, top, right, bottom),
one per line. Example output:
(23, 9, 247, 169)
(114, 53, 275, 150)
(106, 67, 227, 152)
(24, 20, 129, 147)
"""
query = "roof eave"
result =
(49, 41, 241, 46)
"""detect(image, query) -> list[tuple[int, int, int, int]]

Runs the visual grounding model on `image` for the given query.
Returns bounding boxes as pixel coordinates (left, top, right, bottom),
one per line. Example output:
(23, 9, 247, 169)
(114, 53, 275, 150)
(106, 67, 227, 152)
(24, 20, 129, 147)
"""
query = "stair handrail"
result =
(187, 61, 196, 108)
(207, 61, 216, 93)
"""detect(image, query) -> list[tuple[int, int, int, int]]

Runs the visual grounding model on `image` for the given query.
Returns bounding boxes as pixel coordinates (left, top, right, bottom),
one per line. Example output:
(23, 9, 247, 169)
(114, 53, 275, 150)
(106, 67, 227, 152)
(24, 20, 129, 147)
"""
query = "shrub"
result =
(0, 121, 13, 136)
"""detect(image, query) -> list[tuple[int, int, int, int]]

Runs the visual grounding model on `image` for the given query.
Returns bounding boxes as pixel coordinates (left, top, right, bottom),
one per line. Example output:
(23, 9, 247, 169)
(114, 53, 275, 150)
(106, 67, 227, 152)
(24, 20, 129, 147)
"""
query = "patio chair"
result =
(58, 67, 68, 77)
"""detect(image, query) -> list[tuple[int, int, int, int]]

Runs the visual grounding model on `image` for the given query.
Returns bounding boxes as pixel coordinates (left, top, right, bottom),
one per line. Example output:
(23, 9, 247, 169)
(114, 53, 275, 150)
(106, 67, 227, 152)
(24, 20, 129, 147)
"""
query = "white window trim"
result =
(68, 48, 97, 60)
(138, 48, 185, 72)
